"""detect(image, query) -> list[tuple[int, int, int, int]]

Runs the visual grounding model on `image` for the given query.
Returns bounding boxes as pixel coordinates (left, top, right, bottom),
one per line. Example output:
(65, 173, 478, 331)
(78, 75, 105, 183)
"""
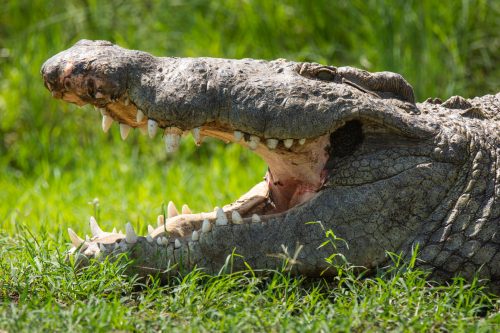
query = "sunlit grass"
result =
(1, 0, 500, 331)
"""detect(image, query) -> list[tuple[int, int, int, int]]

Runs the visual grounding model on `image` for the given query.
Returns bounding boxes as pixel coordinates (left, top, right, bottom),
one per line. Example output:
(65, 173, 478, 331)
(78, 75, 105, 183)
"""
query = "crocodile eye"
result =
(87, 78, 96, 98)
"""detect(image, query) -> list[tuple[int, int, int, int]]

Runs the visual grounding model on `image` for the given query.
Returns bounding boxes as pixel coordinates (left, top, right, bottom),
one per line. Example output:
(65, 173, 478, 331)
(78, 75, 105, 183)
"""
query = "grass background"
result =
(1, 0, 499, 331)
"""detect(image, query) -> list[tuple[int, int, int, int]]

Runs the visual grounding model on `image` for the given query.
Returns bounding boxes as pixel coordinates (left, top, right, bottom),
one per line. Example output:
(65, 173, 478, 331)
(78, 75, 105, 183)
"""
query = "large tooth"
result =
(147, 225, 155, 234)
(181, 204, 192, 214)
(136, 109, 145, 122)
(233, 131, 243, 142)
(68, 228, 85, 247)
(161, 237, 169, 245)
(138, 124, 148, 136)
(201, 219, 212, 233)
(112, 227, 117, 233)
(248, 135, 260, 150)
(174, 239, 181, 248)
(231, 211, 243, 224)
(123, 97, 130, 106)
(164, 127, 181, 153)
(98, 243, 106, 252)
(156, 237, 162, 246)
(148, 119, 158, 138)
(168, 201, 179, 218)
(298, 138, 306, 145)
(191, 230, 200, 241)
(98, 108, 108, 116)
(266, 138, 278, 150)
(215, 208, 228, 226)
(251, 214, 261, 223)
(192, 127, 202, 146)
(283, 139, 294, 148)
(146, 235, 154, 243)
(102, 115, 113, 132)
(89, 216, 104, 237)
(157, 215, 165, 227)
(120, 123, 131, 140)
(125, 223, 138, 244)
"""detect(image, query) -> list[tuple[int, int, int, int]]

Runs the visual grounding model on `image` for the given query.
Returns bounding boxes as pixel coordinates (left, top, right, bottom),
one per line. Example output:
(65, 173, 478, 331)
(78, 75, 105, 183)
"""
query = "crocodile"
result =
(41, 40, 500, 288)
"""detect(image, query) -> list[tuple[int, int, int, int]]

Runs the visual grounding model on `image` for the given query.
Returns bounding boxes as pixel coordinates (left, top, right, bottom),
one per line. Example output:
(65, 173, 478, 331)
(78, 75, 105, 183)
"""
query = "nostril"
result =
(64, 78, 72, 90)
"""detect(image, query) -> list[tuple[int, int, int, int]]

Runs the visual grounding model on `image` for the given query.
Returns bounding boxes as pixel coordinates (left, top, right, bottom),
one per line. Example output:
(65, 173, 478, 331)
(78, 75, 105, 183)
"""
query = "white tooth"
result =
(85, 235, 90, 241)
(168, 201, 179, 218)
(181, 204, 192, 214)
(138, 124, 148, 135)
(136, 109, 145, 122)
(112, 227, 117, 233)
(98, 108, 108, 116)
(146, 235, 153, 243)
(120, 123, 131, 140)
(157, 215, 165, 227)
(299, 138, 306, 145)
(98, 243, 106, 252)
(248, 135, 260, 150)
(156, 237, 162, 246)
(125, 223, 138, 243)
(89, 217, 104, 237)
(201, 219, 212, 233)
(215, 208, 228, 226)
(148, 119, 158, 138)
(174, 239, 181, 248)
(192, 127, 202, 145)
(214, 206, 220, 212)
(148, 225, 155, 234)
(68, 228, 85, 247)
(266, 139, 278, 150)
(283, 139, 293, 148)
(161, 237, 169, 245)
(251, 214, 261, 223)
(233, 131, 243, 142)
(191, 230, 199, 241)
(102, 115, 113, 132)
(123, 98, 130, 106)
(164, 127, 181, 153)
(231, 211, 243, 224)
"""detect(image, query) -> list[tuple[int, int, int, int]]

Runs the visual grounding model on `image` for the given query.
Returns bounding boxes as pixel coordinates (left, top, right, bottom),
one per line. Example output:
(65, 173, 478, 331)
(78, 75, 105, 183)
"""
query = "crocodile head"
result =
(41, 40, 499, 284)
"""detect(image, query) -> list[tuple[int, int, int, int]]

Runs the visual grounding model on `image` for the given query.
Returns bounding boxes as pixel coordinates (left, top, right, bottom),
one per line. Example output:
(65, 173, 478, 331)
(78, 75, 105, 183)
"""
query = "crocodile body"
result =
(41, 40, 500, 289)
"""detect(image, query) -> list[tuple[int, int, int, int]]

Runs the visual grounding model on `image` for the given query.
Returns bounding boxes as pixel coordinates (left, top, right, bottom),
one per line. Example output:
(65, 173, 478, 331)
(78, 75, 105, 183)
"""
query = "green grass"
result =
(1, 0, 500, 331)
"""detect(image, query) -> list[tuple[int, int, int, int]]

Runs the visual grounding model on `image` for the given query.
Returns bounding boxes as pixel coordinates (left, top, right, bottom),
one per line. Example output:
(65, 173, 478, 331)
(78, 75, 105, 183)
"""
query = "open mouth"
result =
(53, 91, 353, 255)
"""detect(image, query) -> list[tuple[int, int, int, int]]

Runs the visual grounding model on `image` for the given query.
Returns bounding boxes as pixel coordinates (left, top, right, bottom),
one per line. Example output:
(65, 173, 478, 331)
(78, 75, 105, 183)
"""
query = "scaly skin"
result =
(41, 40, 499, 289)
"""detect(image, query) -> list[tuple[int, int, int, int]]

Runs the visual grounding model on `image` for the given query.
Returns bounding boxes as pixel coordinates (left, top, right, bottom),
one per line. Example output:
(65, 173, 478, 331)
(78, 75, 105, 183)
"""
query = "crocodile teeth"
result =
(89, 216, 104, 237)
(147, 225, 155, 234)
(298, 138, 306, 145)
(251, 214, 261, 223)
(201, 219, 212, 233)
(266, 139, 278, 149)
(68, 228, 85, 247)
(215, 208, 228, 226)
(161, 237, 169, 245)
(146, 235, 154, 243)
(98, 108, 108, 116)
(98, 243, 106, 252)
(148, 119, 158, 138)
(157, 214, 165, 227)
(283, 139, 294, 148)
(191, 230, 199, 241)
(125, 223, 138, 244)
(138, 124, 148, 136)
(168, 201, 179, 218)
(233, 131, 243, 142)
(120, 123, 131, 140)
(112, 227, 117, 233)
(136, 109, 145, 122)
(248, 135, 260, 150)
(174, 239, 181, 248)
(102, 115, 113, 132)
(156, 237, 162, 246)
(181, 204, 192, 214)
(164, 128, 181, 153)
(192, 127, 202, 145)
(231, 211, 243, 224)
(123, 97, 130, 106)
